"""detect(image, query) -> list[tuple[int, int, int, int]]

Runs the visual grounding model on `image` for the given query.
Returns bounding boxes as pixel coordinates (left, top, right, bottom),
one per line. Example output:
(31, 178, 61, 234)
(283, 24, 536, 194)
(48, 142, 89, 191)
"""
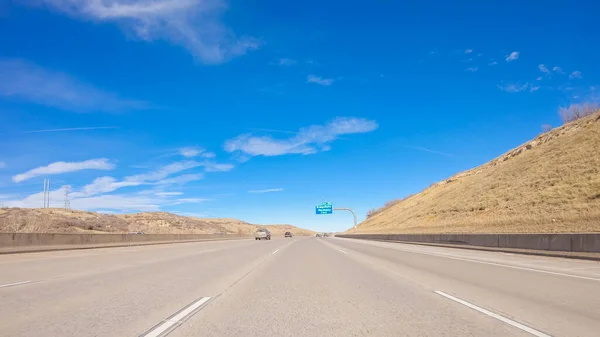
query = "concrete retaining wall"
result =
(336, 233, 600, 253)
(0, 233, 247, 248)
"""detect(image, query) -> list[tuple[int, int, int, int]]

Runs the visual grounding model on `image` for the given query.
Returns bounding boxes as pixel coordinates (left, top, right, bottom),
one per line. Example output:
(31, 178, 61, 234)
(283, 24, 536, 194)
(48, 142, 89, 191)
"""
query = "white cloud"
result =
(276, 58, 297, 66)
(307, 75, 334, 86)
(156, 173, 204, 185)
(204, 163, 234, 172)
(224, 117, 378, 157)
(570, 71, 582, 79)
(176, 198, 209, 203)
(155, 192, 183, 196)
(465, 67, 478, 72)
(536, 76, 543, 81)
(30, 0, 258, 64)
(248, 188, 283, 193)
(488, 60, 498, 66)
(4, 186, 65, 209)
(125, 161, 202, 182)
(552, 66, 564, 74)
(12, 158, 114, 183)
(464, 49, 473, 54)
(0, 161, 5, 168)
(505, 51, 519, 62)
(201, 152, 216, 158)
(4, 184, 202, 212)
(70, 194, 162, 211)
(529, 85, 540, 92)
(178, 147, 204, 158)
(0, 58, 147, 112)
(70, 176, 142, 198)
(498, 83, 530, 93)
(538, 64, 550, 74)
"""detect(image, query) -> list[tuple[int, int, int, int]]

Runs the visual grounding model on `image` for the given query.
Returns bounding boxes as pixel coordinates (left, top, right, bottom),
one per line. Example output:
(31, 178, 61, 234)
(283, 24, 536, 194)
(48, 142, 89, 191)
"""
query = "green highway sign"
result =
(316, 202, 333, 215)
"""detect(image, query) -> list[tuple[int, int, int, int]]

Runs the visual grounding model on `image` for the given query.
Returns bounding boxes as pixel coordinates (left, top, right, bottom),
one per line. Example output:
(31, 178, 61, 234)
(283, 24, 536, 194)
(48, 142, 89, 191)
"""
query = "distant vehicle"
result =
(316, 233, 322, 237)
(284, 231, 293, 238)
(255, 228, 271, 240)
(128, 231, 145, 235)
(323, 233, 329, 237)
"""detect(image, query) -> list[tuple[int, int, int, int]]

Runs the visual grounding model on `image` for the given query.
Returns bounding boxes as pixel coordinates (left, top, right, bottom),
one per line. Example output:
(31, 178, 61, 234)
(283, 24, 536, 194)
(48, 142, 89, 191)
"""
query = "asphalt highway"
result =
(1, 236, 599, 336)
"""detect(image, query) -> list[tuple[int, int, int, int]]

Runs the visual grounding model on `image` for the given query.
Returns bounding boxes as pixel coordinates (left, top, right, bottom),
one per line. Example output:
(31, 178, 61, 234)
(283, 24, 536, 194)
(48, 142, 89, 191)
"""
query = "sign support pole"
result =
(333, 208, 358, 233)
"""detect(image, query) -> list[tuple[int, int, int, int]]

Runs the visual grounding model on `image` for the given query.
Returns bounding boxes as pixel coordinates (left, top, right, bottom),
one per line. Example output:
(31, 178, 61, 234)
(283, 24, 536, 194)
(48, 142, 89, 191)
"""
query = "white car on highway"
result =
(255, 228, 271, 240)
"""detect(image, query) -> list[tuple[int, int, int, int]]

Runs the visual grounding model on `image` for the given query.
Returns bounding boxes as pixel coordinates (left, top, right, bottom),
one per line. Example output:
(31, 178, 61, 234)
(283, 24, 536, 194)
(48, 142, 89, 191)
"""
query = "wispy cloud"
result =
(248, 188, 284, 193)
(177, 147, 216, 158)
(125, 161, 202, 183)
(21, 126, 119, 134)
(70, 176, 141, 198)
(178, 147, 204, 158)
(401, 145, 454, 157)
(552, 66, 564, 74)
(204, 163, 234, 172)
(12, 158, 115, 183)
(0, 58, 147, 112)
(0, 161, 5, 169)
(505, 51, 519, 62)
(224, 117, 378, 157)
(156, 192, 183, 196)
(275, 58, 297, 66)
(488, 60, 498, 66)
(307, 75, 334, 86)
(464, 49, 473, 54)
(174, 198, 209, 203)
(465, 67, 479, 72)
(570, 71, 583, 79)
(156, 173, 204, 185)
(28, 0, 258, 64)
(497, 82, 530, 93)
(538, 64, 550, 74)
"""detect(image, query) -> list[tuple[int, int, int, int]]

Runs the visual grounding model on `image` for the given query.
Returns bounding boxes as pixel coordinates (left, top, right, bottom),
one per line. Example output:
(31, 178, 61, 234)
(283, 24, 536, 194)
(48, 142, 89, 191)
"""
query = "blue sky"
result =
(0, 0, 598, 232)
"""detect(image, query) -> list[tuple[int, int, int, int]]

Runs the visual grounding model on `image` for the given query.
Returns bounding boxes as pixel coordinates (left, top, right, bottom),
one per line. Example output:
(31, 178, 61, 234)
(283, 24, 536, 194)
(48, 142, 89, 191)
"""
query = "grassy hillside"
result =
(357, 109, 600, 234)
(0, 208, 315, 236)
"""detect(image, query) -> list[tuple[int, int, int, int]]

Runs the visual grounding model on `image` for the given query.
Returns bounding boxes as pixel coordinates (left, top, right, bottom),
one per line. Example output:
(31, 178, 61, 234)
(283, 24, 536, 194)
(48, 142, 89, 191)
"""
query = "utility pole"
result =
(43, 179, 47, 208)
(43, 178, 51, 208)
(64, 185, 71, 211)
(47, 179, 51, 208)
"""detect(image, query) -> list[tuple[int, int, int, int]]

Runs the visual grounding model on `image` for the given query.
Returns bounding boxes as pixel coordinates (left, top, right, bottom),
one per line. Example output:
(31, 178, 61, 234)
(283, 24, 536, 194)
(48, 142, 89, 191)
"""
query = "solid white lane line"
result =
(338, 249, 348, 254)
(435, 291, 551, 337)
(354, 242, 600, 282)
(272, 249, 279, 255)
(143, 297, 211, 337)
(0, 280, 31, 288)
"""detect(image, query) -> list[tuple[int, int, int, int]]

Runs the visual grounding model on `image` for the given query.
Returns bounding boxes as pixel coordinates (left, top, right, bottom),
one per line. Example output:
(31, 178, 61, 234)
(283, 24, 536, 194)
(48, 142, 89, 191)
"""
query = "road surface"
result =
(1, 236, 599, 336)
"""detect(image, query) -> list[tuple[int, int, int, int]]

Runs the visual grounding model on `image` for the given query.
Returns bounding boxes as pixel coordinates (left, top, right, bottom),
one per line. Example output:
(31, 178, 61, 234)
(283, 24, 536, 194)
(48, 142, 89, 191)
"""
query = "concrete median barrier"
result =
(0, 233, 251, 254)
(336, 233, 600, 254)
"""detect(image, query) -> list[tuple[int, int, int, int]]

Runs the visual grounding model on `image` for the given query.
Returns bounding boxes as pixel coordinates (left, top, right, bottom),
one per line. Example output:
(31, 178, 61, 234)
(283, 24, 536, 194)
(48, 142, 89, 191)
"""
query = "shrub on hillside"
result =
(559, 103, 599, 123)
(366, 196, 414, 219)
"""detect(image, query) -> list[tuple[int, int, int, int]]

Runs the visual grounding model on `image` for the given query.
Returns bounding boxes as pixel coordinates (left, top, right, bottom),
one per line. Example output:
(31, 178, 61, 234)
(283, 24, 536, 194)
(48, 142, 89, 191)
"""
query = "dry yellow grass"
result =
(0, 208, 315, 236)
(357, 110, 600, 234)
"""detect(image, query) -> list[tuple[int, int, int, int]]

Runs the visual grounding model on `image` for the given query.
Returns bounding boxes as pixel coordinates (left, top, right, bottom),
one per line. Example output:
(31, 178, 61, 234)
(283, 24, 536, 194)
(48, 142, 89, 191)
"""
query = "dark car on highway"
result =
(284, 231, 293, 238)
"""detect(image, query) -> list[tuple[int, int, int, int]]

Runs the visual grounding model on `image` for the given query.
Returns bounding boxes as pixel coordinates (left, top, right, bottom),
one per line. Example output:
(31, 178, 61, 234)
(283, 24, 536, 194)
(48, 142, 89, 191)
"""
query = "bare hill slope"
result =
(357, 110, 600, 234)
(0, 208, 315, 236)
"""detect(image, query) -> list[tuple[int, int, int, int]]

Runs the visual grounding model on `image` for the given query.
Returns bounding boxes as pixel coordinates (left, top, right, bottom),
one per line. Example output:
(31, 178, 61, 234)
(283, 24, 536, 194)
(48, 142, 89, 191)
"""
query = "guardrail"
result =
(335, 233, 600, 253)
(0, 233, 249, 249)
